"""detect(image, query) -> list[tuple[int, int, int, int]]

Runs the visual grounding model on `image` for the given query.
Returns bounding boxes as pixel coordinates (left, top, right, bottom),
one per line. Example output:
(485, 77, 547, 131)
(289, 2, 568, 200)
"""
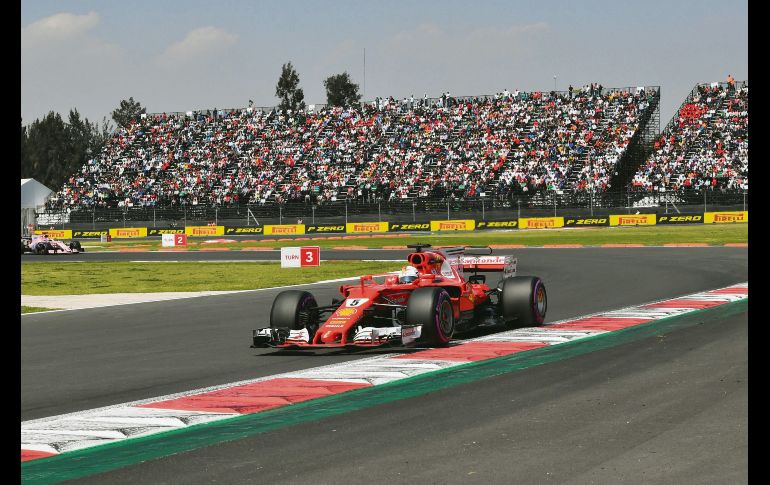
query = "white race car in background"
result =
(21, 234, 83, 255)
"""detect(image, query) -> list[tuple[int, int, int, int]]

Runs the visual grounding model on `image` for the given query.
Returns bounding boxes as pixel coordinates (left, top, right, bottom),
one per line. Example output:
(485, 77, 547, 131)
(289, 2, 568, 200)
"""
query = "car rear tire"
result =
(35, 242, 48, 255)
(500, 276, 547, 328)
(70, 241, 82, 251)
(406, 287, 454, 346)
(270, 290, 319, 332)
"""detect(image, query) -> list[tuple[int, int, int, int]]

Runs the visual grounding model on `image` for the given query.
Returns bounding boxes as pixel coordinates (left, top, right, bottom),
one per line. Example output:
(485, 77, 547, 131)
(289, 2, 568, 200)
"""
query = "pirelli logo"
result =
(519, 217, 564, 229)
(715, 213, 744, 222)
(185, 226, 224, 236)
(477, 220, 518, 229)
(225, 227, 264, 234)
(610, 214, 656, 226)
(34, 230, 72, 239)
(264, 225, 305, 235)
(619, 216, 647, 225)
(705, 211, 748, 224)
(430, 220, 474, 231)
(354, 224, 381, 232)
(346, 222, 389, 233)
(109, 227, 148, 238)
(148, 229, 185, 235)
(72, 231, 107, 238)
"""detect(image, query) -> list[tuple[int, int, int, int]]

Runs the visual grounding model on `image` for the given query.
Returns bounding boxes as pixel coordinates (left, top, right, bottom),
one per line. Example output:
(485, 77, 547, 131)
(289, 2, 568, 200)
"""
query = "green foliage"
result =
(111, 97, 146, 129)
(323, 72, 361, 107)
(275, 62, 306, 112)
(21, 109, 115, 192)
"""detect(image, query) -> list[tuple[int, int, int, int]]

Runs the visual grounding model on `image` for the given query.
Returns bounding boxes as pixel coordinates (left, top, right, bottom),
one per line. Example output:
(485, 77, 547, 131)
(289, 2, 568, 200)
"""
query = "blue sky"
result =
(21, 0, 748, 127)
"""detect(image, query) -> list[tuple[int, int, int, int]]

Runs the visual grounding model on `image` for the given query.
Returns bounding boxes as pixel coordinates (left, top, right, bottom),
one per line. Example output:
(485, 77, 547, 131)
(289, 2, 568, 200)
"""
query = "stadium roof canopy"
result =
(21, 178, 53, 209)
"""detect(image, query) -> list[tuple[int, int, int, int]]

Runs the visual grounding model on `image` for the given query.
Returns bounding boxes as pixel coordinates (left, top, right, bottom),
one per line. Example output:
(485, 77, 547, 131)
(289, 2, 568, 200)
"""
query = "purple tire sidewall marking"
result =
(532, 279, 546, 324)
(434, 291, 452, 343)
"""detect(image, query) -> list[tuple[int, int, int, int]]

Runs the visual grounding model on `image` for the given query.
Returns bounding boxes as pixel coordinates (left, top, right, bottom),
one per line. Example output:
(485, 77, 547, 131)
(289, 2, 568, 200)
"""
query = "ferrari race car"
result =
(252, 244, 547, 350)
(21, 234, 83, 255)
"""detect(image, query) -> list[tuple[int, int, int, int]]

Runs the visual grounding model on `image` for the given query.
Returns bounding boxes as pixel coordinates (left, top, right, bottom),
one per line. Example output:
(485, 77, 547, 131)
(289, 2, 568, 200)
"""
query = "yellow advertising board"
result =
(518, 217, 565, 229)
(429, 220, 476, 231)
(704, 211, 748, 224)
(264, 224, 306, 236)
(185, 226, 225, 236)
(609, 214, 657, 226)
(109, 227, 148, 238)
(33, 229, 73, 239)
(345, 222, 389, 233)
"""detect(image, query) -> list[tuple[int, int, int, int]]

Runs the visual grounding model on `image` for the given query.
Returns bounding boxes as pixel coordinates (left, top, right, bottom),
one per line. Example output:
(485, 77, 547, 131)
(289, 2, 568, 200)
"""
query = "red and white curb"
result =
(21, 282, 748, 462)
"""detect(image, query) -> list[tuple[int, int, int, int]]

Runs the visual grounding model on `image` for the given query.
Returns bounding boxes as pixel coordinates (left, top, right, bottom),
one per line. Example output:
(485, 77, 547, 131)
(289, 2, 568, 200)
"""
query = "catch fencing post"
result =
(447, 201, 450, 220)
(378, 202, 381, 222)
(279, 205, 282, 225)
(312, 205, 315, 224)
(704, 191, 707, 213)
(153, 207, 156, 227)
(345, 201, 348, 225)
(412, 202, 416, 222)
(92, 208, 96, 230)
(517, 199, 521, 219)
(215, 207, 218, 226)
(743, 192, 746, 211)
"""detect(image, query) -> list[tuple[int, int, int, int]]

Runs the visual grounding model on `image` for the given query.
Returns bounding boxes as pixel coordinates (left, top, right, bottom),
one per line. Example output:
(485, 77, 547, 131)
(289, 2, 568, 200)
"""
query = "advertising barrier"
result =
(305, 224, 346, 234)
(389, 222, 431, 231)
(148, 228, 185, 236)
(430, 220, 475, 231)
(657, 214, 704, 224)
(224, 226, 264, 235)
(476, 219, 519, 230)
(34, 229, 73, 239)
(109, 227, 148, 238)
(346, 222, 389, 233)
(185, 226, 225, 236)
(609, 214, 657, 226)
(518, 217, 565, 229)
(704, 211, 748, 224)
(563, 217, 609, 227)
(264, 224, 306, 236)
(72, 230, 108, 238)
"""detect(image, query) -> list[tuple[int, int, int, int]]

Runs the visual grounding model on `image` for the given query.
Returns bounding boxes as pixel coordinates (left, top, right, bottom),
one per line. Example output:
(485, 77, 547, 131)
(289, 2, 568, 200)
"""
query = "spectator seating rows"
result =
(47, 84, 659, 209)
(630, 82, 748, 193)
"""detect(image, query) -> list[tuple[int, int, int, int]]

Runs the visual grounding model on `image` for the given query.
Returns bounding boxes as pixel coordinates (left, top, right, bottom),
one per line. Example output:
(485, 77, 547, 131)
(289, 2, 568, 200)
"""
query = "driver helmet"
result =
(398, 265, 419, 284)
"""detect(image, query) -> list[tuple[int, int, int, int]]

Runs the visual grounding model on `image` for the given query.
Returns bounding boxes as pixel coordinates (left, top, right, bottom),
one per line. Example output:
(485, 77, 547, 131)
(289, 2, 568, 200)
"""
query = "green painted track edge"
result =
(22, 297, 747, 484)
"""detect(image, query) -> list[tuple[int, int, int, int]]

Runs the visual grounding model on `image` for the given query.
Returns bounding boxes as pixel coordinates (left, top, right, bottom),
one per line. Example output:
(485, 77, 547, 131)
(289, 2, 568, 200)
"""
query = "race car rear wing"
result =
(441, 245, 517, 278)
(461, 255, 517, 278)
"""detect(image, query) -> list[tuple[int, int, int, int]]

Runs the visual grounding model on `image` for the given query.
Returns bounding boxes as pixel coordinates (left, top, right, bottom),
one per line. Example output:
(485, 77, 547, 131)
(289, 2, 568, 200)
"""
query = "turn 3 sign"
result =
(280, 246, 320, 268)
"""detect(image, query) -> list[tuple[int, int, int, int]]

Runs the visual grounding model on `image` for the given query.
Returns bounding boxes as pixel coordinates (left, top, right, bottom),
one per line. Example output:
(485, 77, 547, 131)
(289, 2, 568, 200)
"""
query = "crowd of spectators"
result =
(630, 81, 748, 193)
(47, 84, 658, 210)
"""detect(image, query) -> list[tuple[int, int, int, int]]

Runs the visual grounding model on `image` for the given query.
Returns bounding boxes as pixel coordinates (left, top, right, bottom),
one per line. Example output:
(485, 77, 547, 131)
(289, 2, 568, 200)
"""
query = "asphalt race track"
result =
(21, 247, 748, 483)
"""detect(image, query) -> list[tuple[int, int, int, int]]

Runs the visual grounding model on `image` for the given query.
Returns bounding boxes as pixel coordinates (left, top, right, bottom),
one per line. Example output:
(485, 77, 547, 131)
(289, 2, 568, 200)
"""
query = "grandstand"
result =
(45, 84, 661, 212)
(630, 81, 748, 196)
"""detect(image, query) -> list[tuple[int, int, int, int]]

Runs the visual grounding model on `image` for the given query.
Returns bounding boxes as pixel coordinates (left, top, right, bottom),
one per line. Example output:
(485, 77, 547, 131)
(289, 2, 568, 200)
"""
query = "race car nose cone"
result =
(321, 331, 341, 343)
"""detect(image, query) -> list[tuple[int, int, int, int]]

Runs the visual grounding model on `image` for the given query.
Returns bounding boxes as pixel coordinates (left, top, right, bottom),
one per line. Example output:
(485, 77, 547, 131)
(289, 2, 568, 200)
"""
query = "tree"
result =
(323, 72, 361, 107)
(111, 97, 146, 129)
(275, 62, 306, 112)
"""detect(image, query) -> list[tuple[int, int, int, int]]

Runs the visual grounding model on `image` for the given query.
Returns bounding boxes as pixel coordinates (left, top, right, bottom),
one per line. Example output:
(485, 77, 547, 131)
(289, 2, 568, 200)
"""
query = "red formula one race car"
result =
(21, 234, 83, 255)
(252, 244, 547, 350)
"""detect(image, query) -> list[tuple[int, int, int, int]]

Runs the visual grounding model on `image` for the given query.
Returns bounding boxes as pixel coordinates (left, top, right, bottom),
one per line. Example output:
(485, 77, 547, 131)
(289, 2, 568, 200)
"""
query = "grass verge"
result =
(21, 306, 60, 314)
(78, 224, 747, 251)
(21, 261, 404, 296)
